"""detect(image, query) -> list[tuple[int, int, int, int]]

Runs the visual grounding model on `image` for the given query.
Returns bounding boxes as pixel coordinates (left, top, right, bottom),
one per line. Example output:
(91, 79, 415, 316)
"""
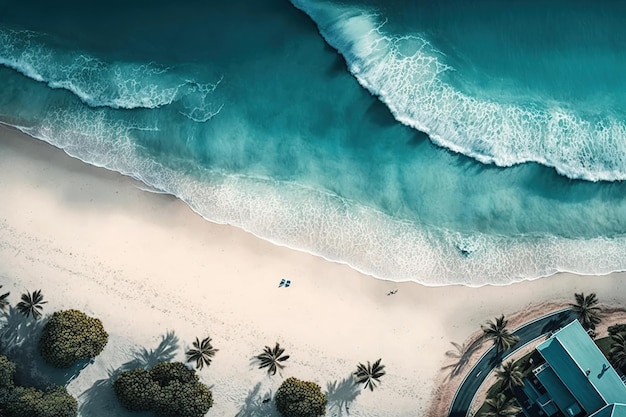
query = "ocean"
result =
(1, 0, 626, 286)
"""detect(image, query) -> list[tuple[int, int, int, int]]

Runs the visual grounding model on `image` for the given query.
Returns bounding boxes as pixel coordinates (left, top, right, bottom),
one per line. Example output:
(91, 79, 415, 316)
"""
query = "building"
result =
(523, 320, 626, 417)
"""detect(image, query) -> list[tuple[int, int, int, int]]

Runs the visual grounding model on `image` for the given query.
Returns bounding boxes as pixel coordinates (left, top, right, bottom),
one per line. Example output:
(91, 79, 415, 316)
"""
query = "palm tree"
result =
(16, 289, 47, 319)
(482, 393, 522, 417)
(185, 336, 218, 370)
(0, 286, 9, 310)
(255, 342, 290, 376)
(610, 332, 626, 371)
(495, 360, 524, 393)
(570, 292, 601, 330)
(354, 358, 386, 391)
(481, 315, 519, 353)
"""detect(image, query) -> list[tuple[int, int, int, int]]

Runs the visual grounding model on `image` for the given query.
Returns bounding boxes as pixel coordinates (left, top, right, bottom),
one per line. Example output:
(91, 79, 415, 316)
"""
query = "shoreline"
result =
(2, 124, 626, 416)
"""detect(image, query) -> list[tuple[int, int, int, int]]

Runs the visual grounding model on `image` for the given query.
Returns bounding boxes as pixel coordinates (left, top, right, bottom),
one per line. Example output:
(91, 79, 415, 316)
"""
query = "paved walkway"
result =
(447, 309, 577, 417)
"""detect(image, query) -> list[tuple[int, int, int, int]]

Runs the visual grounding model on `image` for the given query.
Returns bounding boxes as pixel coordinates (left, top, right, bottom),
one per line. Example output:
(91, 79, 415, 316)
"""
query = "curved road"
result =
(448, 309, 578, 417)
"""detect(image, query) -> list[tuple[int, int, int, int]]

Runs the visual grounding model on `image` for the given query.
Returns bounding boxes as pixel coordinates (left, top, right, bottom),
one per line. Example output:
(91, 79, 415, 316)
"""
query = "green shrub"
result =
(0, 354, 16, 388)
(154, 379, 214, 417)
(39, 309, 108, 368)
(275, 377, 327, 417)
(0, 355, 77, 417)
(608, 324, 626, 336)
(113, 368, 158, 411)
(0, 355, 16, 410)
(150, 361, 197, 386)
(114, 361, 213, 417)
(6, 386, 77, 417)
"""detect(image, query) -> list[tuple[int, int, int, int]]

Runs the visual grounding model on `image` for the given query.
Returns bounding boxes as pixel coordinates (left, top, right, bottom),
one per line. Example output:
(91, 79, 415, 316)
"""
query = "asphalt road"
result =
(447, 309, 578, 417)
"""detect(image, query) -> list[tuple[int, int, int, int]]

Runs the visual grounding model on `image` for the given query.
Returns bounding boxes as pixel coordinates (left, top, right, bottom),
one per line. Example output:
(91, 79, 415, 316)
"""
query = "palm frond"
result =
(0, 286, 9, 310)
(484, 393, 522, 417)
(482, 315, 519, 353)
(570, 292, 602, 330)
(255, 342, 289, 376)
(610, 333, 626, 370)
(353, 358, 386, 391)
(185, 335, 218, 370)
(16, 289, 47, 320)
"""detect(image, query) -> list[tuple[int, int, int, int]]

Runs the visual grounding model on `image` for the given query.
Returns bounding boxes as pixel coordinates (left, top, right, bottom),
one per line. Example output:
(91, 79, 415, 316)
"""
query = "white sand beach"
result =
(2, 124, 626, 417)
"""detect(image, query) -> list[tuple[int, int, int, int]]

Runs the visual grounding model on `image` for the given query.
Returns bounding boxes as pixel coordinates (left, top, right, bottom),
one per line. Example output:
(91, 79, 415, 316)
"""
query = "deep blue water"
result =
(1, 0, 626, 286)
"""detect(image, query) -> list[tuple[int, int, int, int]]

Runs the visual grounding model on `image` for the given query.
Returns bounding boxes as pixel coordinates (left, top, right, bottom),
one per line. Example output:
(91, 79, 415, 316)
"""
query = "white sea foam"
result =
(7, 109, 626, 287)
(0, 28, 223, 117)
(289, 0, 626, 182)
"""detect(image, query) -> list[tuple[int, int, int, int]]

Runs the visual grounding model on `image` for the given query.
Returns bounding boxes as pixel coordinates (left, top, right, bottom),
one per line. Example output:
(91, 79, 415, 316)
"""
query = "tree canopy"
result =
(354, 358, 386, 391)
(275, 377, 327, 417)
(16, 289, 47, 320)
(185, 336, 218, 370)
(481, 315, 519, 353)
(482, 392, 522, 417)
(39, 309, 109, 368)
(0, 354, 77, 417)
(255, 342, 290, 376)
(114, 361, 213, 417)
(570, 292, 601, 330)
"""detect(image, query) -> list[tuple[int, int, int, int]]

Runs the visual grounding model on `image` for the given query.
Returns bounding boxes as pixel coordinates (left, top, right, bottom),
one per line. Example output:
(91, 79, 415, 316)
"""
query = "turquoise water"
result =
(1, 0, 626, 286)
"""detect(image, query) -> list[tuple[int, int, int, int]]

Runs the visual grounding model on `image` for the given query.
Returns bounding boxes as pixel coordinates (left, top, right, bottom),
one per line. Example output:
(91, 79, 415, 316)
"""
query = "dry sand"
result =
(1, 124, 626, 417)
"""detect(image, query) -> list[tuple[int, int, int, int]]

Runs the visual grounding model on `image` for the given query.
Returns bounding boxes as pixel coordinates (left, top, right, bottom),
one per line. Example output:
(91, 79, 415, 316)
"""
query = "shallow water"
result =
(1, 0, 625, 286)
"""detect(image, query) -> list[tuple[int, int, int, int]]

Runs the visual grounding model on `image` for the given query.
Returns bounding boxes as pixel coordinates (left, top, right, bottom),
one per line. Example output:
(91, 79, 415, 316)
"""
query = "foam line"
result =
(289, 0, 626, 182)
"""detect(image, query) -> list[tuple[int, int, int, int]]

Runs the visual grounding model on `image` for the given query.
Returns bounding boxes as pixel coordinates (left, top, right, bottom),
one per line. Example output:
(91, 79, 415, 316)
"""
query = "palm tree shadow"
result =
(441, 336, 485, 380)
(326, 374, 361, 416)
(78, 331, 179, 417)
(121, 330, 179, 371)
(236, 382, 280, 417)
(0, 306, 46, 354)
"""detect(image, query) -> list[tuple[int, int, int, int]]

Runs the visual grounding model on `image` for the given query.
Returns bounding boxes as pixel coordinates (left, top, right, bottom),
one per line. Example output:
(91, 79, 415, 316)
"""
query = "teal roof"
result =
(590, 403, 626, 417)
(536, 364, 580, 415)
(537, 320, 626, 414)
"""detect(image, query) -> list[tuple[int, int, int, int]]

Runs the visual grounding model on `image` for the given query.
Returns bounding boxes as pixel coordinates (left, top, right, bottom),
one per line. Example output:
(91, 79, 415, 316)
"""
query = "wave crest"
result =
(0, 28, 223, 117)
(289, 0, 626, 181)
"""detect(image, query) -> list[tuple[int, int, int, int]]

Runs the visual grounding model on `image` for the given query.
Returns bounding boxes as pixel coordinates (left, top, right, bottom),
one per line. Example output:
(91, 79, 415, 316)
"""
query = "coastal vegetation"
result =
(482, 392, 522, 417)
(494, 360, 524, 393)
(38, 309, 109, 368)
(481, 315, 519, 353)
(570, 292, 601, 332)
(474, 351, 533, 417)
(609, 332, 626, 370)
(255, 342, 290, 376)
(0, 354, 77, 417)
(0, 285, 9, 310)
(185, 336, 218, 370)
(474, 295, 617, 417)
(353, 358, 386, 391)
(114, 361, 213, 417)
(15, 289, 47, 320)
(275, 377, 327, 417)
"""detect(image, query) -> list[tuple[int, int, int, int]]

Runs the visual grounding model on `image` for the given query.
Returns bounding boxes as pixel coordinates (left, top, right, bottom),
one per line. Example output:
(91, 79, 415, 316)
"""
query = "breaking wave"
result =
(0, 28, 223, 119)
(290, 0, 626, 182)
